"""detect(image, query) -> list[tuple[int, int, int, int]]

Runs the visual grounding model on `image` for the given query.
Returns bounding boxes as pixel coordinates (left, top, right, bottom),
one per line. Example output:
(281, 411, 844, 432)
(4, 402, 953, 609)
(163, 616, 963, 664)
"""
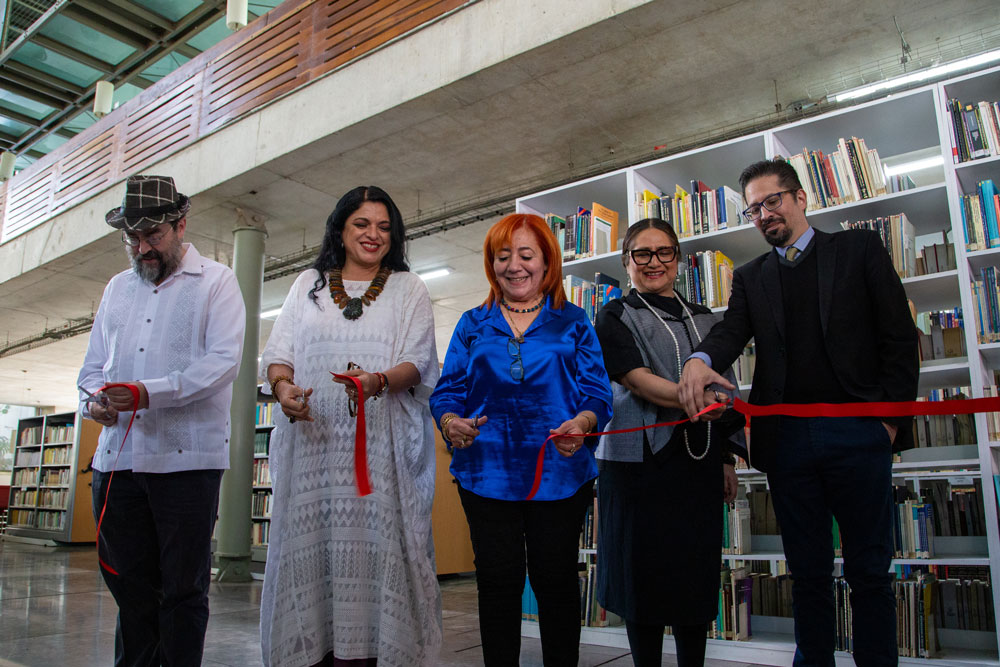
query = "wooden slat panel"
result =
(0, 0, 468, 243)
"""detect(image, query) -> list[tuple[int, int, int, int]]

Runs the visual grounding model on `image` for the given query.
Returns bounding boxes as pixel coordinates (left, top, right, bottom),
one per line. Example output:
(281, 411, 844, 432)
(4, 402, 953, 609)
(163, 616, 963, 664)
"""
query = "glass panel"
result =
(132, 0, 201, 23)
(0, 90, 56, 120)
(11, 42, 102, 88)
(140, 52, 191, 83)
(40, 15, 135, 66)
(62, 110, 98, 134)
(112, 82, 144, 111)
(0, 117, 31, 136)
(186, 17, 229, 52)
(32, 134, 68, 154)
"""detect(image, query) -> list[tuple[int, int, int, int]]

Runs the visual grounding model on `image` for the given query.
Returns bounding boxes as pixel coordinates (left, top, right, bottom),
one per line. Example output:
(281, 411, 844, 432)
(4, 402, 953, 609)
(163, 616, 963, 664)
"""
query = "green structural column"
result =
(215, 209, 267, 582)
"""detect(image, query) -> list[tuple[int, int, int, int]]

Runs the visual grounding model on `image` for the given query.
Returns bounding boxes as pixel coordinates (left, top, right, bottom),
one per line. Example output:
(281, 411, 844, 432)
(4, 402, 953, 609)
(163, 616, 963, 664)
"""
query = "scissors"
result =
(78, 385, 109, 407)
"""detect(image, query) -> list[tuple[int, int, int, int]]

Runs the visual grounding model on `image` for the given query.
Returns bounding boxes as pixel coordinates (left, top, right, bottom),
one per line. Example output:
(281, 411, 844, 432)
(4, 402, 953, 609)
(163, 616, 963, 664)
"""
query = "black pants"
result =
(458, 481, 594, 667)
(92, 468, 223, 667)
(625, 621, 707, 667)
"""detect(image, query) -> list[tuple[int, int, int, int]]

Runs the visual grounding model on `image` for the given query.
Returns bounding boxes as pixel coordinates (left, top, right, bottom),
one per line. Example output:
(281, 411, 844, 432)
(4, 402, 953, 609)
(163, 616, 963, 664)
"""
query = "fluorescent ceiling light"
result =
(260, 307, 282, 319)
(834, 49, 1000, 103)
(416, 267, 452, 281)
(883, 155, 944, 176)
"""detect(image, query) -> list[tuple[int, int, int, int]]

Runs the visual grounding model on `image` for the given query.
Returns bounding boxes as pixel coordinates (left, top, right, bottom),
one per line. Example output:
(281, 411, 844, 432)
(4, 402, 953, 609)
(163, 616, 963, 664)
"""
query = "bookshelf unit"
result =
(5, 411, 100, 544)
(516, 65, 1000, 664)
(251, 398, 275, 563)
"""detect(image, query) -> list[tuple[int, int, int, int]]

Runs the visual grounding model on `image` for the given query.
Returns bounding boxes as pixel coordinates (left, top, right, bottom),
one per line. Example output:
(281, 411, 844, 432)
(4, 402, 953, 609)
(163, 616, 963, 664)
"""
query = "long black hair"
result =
(308, 185, 409, 303)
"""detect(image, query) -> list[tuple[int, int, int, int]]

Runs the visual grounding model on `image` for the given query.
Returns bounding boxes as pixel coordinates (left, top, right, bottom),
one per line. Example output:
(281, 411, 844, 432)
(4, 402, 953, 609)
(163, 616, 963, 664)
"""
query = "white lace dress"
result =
(259, 269, 441, 667)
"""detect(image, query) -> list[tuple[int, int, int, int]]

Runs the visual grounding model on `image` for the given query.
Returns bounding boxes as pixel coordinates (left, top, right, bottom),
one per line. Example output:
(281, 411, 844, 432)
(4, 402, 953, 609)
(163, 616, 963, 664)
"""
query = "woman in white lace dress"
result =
(259, 186, 441, 667)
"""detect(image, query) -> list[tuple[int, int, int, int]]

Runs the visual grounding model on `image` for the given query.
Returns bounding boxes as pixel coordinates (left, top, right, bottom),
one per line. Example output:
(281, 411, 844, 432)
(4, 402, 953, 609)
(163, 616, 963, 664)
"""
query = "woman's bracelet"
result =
(440, 413, 458, 440)
(578, 412, 597, 433)
(270, 374, 294, 397)
(373, 372, 389, 399)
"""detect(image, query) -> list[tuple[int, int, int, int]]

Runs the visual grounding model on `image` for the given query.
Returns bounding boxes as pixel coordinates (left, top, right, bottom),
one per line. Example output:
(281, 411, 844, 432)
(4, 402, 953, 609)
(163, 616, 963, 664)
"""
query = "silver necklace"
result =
(632, 291, 712, 460)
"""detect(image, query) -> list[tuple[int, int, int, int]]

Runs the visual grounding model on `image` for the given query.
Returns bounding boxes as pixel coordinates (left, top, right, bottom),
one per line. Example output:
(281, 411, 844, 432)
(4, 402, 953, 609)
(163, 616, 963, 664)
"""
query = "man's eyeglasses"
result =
(122, 227, 171, 248)
(741, 190, 797, 223)
(508, 337, 524, 382)
(629, 246, 678, 265)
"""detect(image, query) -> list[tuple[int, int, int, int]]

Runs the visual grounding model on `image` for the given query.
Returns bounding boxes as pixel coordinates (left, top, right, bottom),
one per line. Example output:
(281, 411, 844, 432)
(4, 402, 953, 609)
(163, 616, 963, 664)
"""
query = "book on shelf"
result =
(252, 490, 273, 518)
(12, 467, 38, 485)
(959, 180, 1000, 251)
(713, 566, 752, 641)
(909, 387, 976, 449)
(947, 97, 1000, 163)
(43, 425, 74, 443)
(18, 426, 42, 445)
(676, 250, 734, 309)
(784, 137, 896, 212)
(253, 458, 271, 487)
(563, 272, 622, 324)
(545, 203, 622, 262)
(915, 309, 964, 361)
(254, 430, 270, 456)
(15, 450, 41, 466)
(634, 183, 743, 239)
(251, 521, 270, 546)
(590, 202, 619, 256)
(840, 213, 916, 278)
(898, 479, 987, 540)
(256, 402, 275, 426)
(722, 495, 752, 555)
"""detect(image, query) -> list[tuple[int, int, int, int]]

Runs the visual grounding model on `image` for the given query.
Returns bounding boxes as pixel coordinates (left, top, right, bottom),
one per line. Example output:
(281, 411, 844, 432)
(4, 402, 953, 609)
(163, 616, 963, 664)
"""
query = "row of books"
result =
(254, 431, 270, 456)
(8, 509, 34, 526)
(971, 265, 1000, 343)
(959, 179, 999, 250)
(11, 468, 37, 486)
(14, 450, 41, 466)
(947, 97, 1000, 163)
(521, 566, 627, 628)
(256, 402, 275, 426)
(42, 446, 71, 465)
(251, 521, 270, 546)
(545, 203, 620, 262)
(713, 566, 752, 641)
(11, 489, 36, 506)
(18, 426, 42, 445)
(37, 489, 68, 509)
(921, 479, 986, 538)
(985, 383, 1000, 441)
(841, 213, 916, 278)
(916, 310, 965, 361)
(36, 510, 64, 530)
(635, 182, 744, 239)
(41, 468, 70, 486)
(252, 490, 273, 519)
(253, 459, 271, 487)
(912, 388, 975, 448)
(43, 425, 74, 443)
(563, 273, 622, 324)
(722, 497, 751, 555)
(918, 241, 957, 275)
(893, 498, 936, 559)
(676, 250, 734, 309)
(785, 136, 891, 212)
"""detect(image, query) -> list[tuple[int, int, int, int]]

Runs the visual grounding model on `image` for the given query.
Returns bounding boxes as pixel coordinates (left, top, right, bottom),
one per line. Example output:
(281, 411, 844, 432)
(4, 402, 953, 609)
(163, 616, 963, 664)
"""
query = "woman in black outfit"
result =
(593, 218, 745, 667)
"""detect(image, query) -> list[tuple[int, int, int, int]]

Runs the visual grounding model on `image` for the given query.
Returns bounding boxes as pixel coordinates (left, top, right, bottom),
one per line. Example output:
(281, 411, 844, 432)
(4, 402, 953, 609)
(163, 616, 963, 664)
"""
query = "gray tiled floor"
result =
(0, 539, 759, 666)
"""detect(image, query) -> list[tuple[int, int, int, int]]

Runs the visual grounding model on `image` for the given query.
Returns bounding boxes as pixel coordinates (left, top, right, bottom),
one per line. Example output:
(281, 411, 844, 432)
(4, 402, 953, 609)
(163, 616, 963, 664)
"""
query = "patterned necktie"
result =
(785, 247, 800, 262)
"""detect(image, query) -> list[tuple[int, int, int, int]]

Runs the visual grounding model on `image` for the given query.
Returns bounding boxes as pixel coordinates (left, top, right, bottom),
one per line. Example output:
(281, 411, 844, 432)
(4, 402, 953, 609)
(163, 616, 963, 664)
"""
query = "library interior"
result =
(2, 0, 1000, 665)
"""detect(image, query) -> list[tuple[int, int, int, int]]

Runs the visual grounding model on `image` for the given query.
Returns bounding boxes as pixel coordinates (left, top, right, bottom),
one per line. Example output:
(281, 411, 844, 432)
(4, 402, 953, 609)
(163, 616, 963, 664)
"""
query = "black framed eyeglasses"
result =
(122, 227, 170, 248)
(507, 337, 524, 382)
(629, 246, 678, 265)
(741, 189, 797, 223)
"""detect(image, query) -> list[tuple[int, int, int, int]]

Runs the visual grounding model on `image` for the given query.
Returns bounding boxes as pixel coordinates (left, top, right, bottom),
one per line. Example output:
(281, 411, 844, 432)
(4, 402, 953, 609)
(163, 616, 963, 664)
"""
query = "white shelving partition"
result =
(515, 64, 1000, 664)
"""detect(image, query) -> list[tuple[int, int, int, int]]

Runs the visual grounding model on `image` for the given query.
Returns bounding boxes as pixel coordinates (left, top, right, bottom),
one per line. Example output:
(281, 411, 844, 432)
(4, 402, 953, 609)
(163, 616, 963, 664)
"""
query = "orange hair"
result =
(482, 213, 566, 309)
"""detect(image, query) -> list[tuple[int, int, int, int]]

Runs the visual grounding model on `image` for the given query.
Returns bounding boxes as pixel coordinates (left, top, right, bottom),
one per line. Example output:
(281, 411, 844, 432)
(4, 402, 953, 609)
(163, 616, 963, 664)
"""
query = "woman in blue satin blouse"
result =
(431, 213, 613, 666)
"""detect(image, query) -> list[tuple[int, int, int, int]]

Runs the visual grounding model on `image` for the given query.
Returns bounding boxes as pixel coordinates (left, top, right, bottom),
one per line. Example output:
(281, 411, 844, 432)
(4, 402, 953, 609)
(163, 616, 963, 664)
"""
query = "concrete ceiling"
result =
(1, 0, 998, 409)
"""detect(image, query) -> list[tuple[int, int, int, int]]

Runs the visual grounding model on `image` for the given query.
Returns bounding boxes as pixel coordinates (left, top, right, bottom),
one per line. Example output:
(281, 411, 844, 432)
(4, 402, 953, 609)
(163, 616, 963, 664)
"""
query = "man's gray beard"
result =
(129, 242, 182, 285)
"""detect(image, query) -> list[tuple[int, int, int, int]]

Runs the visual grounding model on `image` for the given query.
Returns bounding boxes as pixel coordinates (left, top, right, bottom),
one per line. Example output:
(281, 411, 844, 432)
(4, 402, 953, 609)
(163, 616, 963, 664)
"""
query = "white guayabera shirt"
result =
(78, 243, 246, 473)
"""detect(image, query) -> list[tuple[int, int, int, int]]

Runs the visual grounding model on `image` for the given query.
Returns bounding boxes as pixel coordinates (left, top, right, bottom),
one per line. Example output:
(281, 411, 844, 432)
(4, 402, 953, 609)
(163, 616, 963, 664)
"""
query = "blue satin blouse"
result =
(430, 297, 613, 501)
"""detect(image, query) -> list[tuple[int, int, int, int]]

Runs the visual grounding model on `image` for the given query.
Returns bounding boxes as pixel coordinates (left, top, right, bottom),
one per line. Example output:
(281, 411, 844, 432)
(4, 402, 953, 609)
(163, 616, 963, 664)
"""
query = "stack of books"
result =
(947, 97, 1000, 163)
(785, 137, 891, 211)
(635, 181, 744, 239)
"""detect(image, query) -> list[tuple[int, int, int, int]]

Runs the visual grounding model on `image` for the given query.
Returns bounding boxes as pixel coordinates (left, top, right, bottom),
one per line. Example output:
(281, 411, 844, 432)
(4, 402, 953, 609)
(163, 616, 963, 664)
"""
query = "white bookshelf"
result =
(516, 64, 1000, 664)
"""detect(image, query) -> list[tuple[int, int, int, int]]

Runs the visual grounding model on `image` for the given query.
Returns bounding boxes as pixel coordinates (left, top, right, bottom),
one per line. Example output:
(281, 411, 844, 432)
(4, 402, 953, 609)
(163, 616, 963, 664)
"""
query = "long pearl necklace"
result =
(632, 291, 712, 461)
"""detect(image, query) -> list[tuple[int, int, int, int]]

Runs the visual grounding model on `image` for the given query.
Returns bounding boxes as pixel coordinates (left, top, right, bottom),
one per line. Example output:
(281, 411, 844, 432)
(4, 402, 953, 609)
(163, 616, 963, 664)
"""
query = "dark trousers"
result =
(625, 621, 707, 667)
(458, 481, 594, 667)
(767, 417, 896, 667)
(92, 468, 223, 667)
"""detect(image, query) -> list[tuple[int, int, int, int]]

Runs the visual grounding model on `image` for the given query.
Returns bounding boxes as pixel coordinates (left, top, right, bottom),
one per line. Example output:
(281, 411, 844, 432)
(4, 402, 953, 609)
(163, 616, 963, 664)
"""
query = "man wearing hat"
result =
(77, 175, 246, 666)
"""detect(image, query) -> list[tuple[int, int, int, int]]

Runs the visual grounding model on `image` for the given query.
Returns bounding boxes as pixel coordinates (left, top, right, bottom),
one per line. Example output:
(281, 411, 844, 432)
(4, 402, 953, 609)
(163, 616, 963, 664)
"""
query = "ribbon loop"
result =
(331, 373, 372, 497)
(94, 382, 141, 575)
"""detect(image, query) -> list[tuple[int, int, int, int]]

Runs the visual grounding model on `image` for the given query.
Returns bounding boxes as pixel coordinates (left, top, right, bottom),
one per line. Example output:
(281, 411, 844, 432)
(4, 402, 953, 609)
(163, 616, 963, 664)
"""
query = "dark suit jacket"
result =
(696, 228, 920, 472)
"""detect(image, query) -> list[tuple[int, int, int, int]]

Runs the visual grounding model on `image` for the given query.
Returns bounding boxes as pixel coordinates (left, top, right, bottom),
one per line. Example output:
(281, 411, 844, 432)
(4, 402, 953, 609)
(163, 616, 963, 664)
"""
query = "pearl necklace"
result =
(632, 291, 712, 461)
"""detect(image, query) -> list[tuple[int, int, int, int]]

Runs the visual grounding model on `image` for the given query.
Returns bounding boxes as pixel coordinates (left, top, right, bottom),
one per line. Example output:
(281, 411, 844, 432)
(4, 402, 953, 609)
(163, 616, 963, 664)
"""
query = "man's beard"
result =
(761, 219, 792, 247)
(129, 238, 183, 285)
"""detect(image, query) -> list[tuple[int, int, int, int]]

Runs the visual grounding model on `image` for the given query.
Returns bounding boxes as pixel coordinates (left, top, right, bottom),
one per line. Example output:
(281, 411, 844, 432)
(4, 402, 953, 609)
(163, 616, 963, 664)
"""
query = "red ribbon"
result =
(331, 373, 372, 497)
(93, 382, 140, 576)
(525, 396, 1000, 500)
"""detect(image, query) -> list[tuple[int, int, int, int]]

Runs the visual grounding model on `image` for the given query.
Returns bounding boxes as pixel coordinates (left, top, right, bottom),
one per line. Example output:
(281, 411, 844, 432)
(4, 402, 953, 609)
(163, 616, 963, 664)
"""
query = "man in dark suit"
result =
(678, 159, 919, 667)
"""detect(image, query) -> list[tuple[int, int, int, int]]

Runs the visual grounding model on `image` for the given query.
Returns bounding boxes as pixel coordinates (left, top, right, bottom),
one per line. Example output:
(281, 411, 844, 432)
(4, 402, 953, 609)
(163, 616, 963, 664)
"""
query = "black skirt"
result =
(595, 422, 724, 625)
